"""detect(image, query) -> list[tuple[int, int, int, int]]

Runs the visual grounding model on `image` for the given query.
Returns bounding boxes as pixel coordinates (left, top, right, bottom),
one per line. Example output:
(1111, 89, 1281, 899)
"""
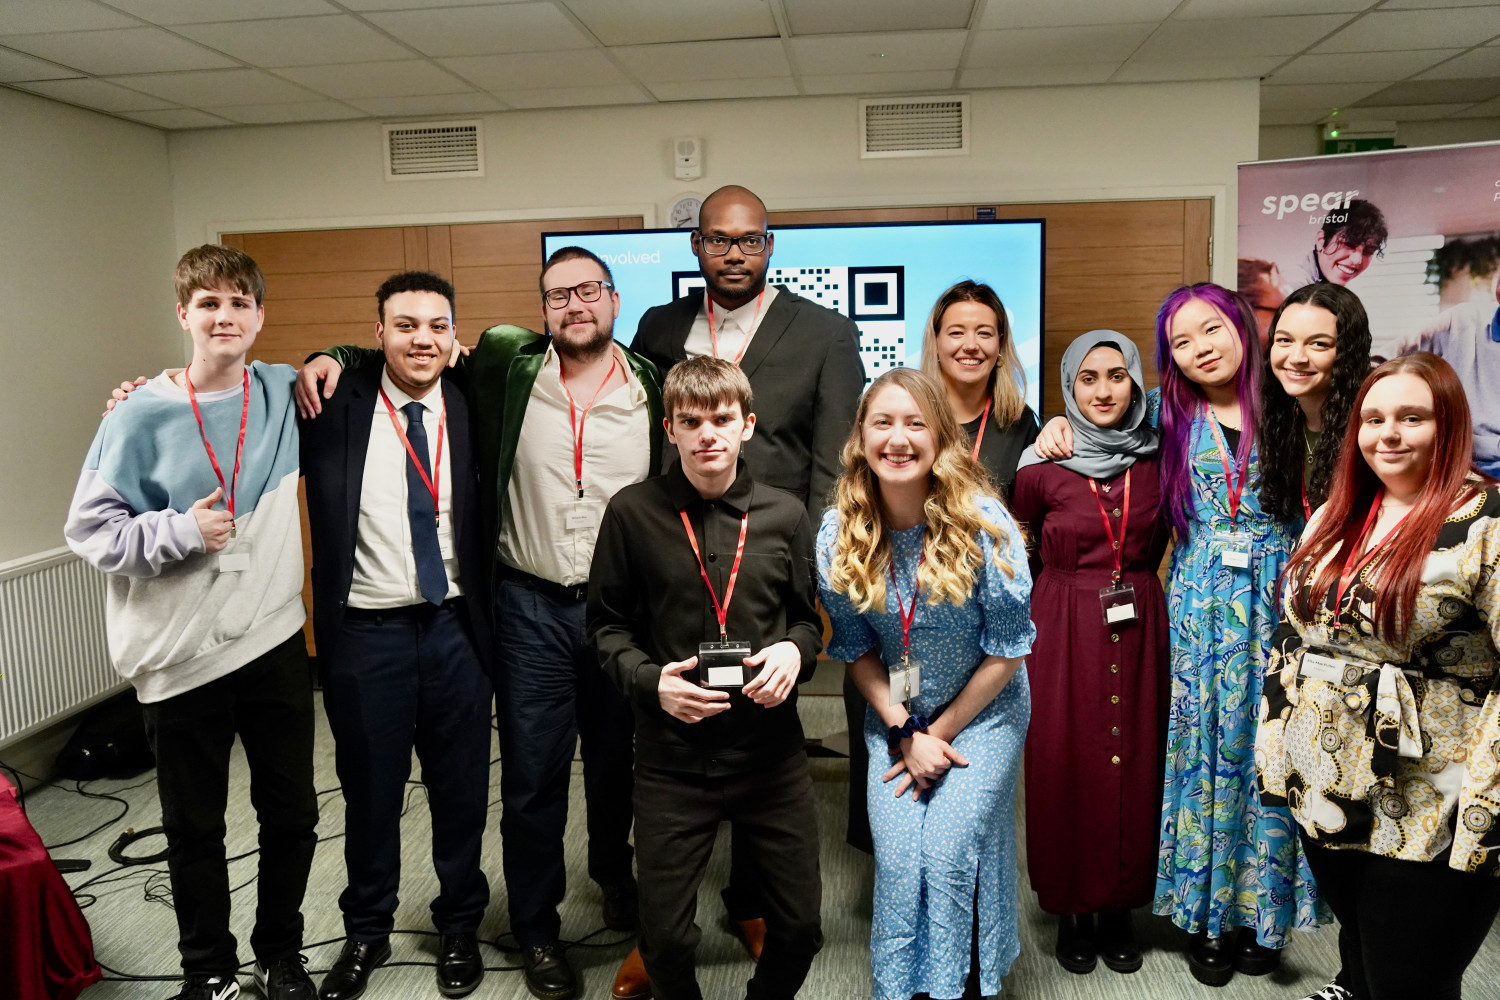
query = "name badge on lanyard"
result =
(1089, 469, 1137, 625)
(563, 501, 598, 531)
(681, 509, 754, 690)
(888, 554, 925, 706)
(1300, 649, 1362, 686)
(1203, 402, 1252, 570)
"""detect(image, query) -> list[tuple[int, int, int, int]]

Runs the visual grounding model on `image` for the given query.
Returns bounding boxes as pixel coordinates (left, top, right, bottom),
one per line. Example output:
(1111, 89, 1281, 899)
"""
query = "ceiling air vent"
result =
(859, 96, 969, 159)
(383, 120, 484, 181)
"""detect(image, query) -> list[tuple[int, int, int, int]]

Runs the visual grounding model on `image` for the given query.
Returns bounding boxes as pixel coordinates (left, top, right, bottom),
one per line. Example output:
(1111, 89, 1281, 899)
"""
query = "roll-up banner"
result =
(1238, 141, 1500, 475)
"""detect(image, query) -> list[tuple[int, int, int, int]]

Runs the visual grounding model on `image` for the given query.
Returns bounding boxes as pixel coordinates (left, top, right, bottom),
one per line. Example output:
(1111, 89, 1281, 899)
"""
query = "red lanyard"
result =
(185, 364, 249, 533)
(379, 388, 446, 523)
(560, 356, 618, 498)
(890, 552, 926, 658)
(706, 289, 766, 365)
(1087, 468, 1132, 583)
(1332, 491, 1413, 629)
(970, 403, 990, 462)
(1302, 480, 1312, 521)
(681, 509, 749, 640)
(1203, 401, 1250, 526)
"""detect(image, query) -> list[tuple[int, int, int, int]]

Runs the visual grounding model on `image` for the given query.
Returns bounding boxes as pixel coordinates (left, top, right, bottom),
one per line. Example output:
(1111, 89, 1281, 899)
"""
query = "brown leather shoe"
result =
(611, 946, 651, 1000)
(736, 918, 767, 962)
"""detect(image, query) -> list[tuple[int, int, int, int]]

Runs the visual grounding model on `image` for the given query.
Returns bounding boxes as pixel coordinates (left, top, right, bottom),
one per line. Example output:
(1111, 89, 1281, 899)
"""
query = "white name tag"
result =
(1301, 651, 1352, 684)
(1106, 602, 1137, 623)
(218, 551, 251, 573)
(1214, 530, 1252, 568)
(563, 503, 597, 531)
(888, 661, 922, 706)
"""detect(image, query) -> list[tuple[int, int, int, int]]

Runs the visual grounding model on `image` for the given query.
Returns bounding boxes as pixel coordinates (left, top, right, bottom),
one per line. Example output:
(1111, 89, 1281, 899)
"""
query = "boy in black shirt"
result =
(589, 356, 823, 1000)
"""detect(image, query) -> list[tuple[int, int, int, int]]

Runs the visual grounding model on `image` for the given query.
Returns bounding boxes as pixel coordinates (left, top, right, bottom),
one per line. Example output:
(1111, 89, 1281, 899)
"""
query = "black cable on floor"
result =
(44, 780, 131, 851)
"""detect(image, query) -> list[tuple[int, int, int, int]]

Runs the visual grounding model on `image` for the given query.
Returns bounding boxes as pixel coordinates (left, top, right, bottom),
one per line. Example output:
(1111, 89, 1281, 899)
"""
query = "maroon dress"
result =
(1009, 455, 1170, 916)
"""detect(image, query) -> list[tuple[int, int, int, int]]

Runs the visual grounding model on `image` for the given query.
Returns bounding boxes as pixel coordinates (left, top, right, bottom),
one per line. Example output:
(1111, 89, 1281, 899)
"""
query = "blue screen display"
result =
(542, 219, 1045, 414)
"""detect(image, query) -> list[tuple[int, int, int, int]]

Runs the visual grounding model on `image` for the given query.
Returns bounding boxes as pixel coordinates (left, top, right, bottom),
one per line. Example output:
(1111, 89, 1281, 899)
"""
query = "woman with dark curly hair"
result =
(1257, 283, 1373, 525)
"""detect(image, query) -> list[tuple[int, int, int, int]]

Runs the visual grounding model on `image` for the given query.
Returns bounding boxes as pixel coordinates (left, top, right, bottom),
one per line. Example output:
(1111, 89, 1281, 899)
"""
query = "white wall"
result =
(0, 89, 178, 564)
(168, 80, 1259, 288)
(1259, 117, 1500, 164)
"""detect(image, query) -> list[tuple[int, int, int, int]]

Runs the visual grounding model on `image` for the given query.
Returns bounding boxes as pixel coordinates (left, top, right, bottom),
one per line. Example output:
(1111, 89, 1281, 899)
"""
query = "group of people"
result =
(66, 178, 1500, 1000)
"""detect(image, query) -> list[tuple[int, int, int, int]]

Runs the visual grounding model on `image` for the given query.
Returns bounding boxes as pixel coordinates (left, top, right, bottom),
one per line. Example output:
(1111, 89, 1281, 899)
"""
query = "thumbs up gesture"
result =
(190, 487, 233, 552)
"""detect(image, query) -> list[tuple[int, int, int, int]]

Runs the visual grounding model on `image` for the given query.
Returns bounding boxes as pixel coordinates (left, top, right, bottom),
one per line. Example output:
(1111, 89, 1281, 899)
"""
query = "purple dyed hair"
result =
(1155, 282, 1264, 535)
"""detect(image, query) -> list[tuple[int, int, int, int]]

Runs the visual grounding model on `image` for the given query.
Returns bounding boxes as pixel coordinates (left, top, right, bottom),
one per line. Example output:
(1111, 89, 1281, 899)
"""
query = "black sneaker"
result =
(1304, 982, 1357, 1000)
(167, 975, 241, 1000)
(254, 954, 316, 999)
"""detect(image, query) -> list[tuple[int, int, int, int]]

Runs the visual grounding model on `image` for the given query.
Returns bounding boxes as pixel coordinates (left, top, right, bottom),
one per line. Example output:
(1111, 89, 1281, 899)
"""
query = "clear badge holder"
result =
(1099, 581, 1137, 625)
(697, 641, 754, 689)
(1214, 529, 1252, 568)
(888, 655, 922, 707)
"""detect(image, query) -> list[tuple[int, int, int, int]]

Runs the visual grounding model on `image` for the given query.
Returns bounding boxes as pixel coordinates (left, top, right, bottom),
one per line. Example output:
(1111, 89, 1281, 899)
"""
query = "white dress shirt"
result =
(496, 343, 651, 587)
(683, 284, 779, 362)
(347, 369, 462, 609)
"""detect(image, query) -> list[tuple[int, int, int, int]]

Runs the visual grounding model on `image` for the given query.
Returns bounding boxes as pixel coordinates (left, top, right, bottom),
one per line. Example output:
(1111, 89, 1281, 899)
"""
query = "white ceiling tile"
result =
(967, 24, 1156, 67)
(99, 0, 340, 23)
(13, 76, 175, 111)
(1339, 102, 1475, 120)
(346, 91, 506, 115)
(214, 100, 361, 123)
(442, 49, 629, 90)
(0, 27, 237, 75)
(364, 3, 593, 58)
(498, 83, 650, 107)
(647, 77, 798, 101)
(801, 70, 957, 95)
(1449, 95, 1500, 117)
(1177, 0, 1373, 17)
(1260, 82, 1381, 111)
(561, 0, 776, 46)
(0, 45, 82, 82)
(173, 15, 412, 67)
(122, 107, 234, 128)
(959, 63, 1117, 87)
(975, 0, 1180, 30)
(1259, 108, 1329, 125)
(1414, 46, 1500, 80)
(785, 0, 975, 35)
(788, 31, 967, 76)
(0, 0, 139, 34)
(111, 68, 323, 105)
(1269, 48, 1462, 84)
(1113, 55, 1282, 82)
(613, 38, 791, 83)
(276, 60, 476, 98)
(1135, 14, 1355, 59)
(1314, 8, 1500, 52)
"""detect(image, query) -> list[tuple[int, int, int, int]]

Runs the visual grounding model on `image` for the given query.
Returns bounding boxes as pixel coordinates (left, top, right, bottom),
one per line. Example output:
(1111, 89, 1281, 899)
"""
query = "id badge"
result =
(888, 657, 922, 707)
(1214, 530, 1252, 569)
(697, 640, 753, 689)
(1100, 583, 1137, 625)
(218, 541, 252, 574)
(1300, 650, 1362, 687)
(563, 501, 598, 532)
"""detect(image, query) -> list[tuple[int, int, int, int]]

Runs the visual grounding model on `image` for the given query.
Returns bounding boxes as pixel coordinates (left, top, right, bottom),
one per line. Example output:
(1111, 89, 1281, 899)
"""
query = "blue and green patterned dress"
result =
(1149, 389, 1323, 947)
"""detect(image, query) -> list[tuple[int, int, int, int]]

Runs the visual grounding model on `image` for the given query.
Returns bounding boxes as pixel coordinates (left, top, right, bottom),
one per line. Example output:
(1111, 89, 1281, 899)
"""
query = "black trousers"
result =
(323, 602, 493, 941)
(1302, 832, 1500, 1000)
(141, 630, 318, 977)
(634, 752, 823, 1000)
(495, 577, 635, 945)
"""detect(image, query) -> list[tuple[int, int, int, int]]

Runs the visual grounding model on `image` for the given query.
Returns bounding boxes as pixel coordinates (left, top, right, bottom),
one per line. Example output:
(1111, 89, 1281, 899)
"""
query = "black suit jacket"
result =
(300, 365, 493, 679)
(630, 287, 866, 517)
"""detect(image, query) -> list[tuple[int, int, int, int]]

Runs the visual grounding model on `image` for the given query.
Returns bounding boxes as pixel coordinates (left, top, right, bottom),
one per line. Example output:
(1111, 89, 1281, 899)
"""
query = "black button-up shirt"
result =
(588, 460, 822, 776)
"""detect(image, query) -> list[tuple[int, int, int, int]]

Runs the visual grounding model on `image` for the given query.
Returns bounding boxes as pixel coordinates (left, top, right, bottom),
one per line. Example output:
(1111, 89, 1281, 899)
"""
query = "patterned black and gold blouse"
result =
(1256, 485, 1500, 875)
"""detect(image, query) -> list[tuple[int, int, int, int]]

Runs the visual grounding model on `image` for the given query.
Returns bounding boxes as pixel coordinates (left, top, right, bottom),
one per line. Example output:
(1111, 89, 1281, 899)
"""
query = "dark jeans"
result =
(323, 602, 493, 941)
(141, 630, 317, 977)
(495, 577, 635, 945)
(634, 752, 823, 1000)
(1302, 832, 1500, 1000)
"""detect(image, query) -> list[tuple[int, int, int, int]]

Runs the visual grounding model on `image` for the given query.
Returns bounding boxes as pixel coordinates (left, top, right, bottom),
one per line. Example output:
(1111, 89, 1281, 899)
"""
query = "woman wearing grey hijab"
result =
(1009, 331, 1170, 978)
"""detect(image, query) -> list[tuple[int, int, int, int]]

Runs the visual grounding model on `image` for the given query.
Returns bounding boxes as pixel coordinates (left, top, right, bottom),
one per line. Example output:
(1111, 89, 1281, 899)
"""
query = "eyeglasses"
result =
(542, 280, 613, 309)
(696, 232, 769, 256)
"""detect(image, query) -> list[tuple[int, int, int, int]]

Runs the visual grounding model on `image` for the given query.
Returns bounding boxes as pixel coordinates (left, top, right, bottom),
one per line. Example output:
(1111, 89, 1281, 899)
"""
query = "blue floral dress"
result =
(1149, 389, 1323, 946)
(817, 496, 1035, 1000)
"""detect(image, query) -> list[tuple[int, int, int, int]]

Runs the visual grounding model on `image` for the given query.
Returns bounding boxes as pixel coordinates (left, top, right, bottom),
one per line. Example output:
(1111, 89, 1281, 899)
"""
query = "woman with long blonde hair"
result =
(816, 367, 1035, 1000)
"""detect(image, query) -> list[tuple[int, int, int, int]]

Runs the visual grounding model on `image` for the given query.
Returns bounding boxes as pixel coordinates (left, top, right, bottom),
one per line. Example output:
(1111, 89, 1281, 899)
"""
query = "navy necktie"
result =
(402, 401, 448, 606)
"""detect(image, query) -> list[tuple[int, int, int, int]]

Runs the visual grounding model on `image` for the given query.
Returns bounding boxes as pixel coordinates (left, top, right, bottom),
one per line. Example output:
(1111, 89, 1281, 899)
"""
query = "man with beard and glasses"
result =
(296, 247, 663, 1000)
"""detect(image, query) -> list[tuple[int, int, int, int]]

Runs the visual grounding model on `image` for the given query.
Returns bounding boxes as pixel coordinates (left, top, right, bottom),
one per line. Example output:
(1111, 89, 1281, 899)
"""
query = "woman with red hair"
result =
(1257, 352, 1500, 1000)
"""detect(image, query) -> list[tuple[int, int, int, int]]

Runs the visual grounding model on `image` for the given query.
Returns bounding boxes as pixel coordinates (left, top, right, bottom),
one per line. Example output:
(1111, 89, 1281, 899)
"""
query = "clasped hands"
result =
(657, 640, 802, 723)
(884, 726, 968, 801)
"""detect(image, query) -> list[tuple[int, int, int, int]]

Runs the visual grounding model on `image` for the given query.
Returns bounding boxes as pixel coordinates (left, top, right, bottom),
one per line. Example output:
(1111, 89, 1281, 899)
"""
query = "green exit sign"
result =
(1322, 137, 1396, 155)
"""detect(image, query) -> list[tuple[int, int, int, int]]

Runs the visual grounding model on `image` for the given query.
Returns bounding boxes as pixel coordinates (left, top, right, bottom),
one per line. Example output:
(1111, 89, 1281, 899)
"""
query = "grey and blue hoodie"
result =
(65, 363, 305, 703)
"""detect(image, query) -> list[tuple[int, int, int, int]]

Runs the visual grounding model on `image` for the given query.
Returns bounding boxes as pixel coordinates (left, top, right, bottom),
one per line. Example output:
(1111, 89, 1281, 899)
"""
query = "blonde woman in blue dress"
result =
(817, 367, 1035, 1000)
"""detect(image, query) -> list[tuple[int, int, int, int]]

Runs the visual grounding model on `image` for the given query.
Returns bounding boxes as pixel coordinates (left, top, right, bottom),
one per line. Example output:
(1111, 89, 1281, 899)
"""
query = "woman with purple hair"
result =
(1034, 283, 1323, 987)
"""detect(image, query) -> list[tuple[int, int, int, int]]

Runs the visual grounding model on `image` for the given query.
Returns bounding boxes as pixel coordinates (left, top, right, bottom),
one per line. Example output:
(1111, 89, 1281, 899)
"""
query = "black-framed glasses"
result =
(542, 280, 613, 308)
(696, 232, 769, 256)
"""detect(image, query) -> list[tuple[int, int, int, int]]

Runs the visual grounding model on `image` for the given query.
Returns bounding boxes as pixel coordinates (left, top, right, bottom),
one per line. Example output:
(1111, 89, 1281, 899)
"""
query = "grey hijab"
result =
(1015, 329, 1159, 480)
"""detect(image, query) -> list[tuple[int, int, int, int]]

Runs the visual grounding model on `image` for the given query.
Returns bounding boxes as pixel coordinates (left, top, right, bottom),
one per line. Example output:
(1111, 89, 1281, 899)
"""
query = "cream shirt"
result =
(496, 343, 651, 587)
(347, 369, 462, 609)
(683, 284, 779, 362)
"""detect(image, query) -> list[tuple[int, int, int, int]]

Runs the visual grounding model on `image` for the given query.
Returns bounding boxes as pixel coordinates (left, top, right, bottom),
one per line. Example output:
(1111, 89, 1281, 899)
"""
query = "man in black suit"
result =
(300, 271, 493, 1000)
(630, 185, 866, 518)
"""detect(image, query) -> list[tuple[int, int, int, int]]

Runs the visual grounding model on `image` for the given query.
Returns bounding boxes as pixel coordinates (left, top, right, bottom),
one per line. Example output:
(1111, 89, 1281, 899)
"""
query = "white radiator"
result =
(0, 546, 125, 747)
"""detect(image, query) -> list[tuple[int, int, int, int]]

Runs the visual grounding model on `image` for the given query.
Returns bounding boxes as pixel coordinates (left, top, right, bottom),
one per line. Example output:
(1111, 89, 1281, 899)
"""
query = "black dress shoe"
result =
(317, 939, 390, 1000)
(1233, 927, 1281, 976)
(436, 933, 483, 998)
(1055, 913, 1097, 974)
(521, 942, 577, 1000)
(1188, 932, 1234, 988)
(601, 878, 639, 933)
(1097, 910, 1142, 974)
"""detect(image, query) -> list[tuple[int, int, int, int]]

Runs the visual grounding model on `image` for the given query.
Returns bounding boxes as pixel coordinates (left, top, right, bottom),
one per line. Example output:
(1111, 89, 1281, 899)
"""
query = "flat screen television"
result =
(542, 218, 1046, 415)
